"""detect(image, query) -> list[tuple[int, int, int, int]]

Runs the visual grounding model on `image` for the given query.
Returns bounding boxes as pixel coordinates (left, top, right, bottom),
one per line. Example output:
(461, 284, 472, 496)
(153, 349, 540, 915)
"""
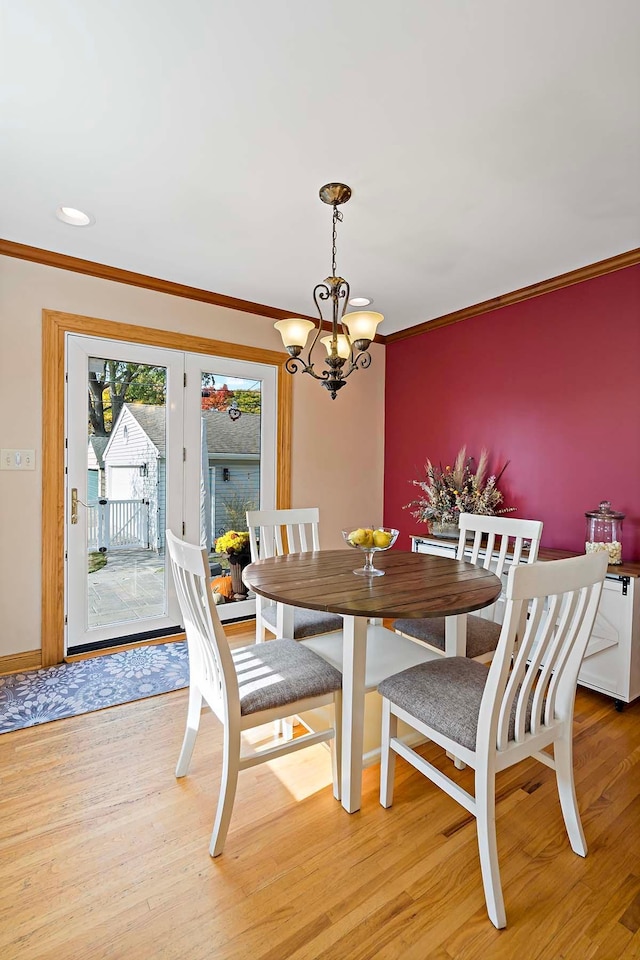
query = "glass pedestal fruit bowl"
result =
(342, 527, 399, 576)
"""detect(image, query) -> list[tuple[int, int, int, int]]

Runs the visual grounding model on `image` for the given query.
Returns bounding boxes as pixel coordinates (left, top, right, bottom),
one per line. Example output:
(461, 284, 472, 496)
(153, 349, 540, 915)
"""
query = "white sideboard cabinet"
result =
(411, 534, 640, 709)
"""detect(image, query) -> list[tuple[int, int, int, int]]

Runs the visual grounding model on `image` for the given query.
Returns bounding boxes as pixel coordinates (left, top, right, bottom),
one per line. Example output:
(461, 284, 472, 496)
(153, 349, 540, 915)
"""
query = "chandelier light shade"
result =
(320, 333, 351, 359)
(274, 183, 383, 398)
(273, 318, 315, 350)
(342, 311, 384, 346)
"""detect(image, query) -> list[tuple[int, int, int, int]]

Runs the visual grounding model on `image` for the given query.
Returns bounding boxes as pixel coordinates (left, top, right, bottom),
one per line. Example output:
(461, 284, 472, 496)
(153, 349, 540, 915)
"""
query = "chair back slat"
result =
(484, 532, 497, 565)
(480, 551, 608, 756)
(526, 593, 566, 734)
(295, 522, 311, 552)
(166, 531, 238, 720)
(543, 587, 595, 726)
(248, 523, 259, 561)
(495, 535, 510, 572)
(511, 537, 524, 565)
(467, 529, 483, 565)
(510, 599, 548, 745)
(496, 595, 545, 748)
(285, 523, 297, 552)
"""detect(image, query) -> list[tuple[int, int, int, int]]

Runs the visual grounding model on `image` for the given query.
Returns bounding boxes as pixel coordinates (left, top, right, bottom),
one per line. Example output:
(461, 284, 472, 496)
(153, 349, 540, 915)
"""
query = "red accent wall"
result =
(384, 264, 640, 561)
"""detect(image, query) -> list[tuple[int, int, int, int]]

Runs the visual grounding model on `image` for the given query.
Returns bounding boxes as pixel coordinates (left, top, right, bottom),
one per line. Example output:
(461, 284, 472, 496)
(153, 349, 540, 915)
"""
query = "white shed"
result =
(102, 403, 165, 550)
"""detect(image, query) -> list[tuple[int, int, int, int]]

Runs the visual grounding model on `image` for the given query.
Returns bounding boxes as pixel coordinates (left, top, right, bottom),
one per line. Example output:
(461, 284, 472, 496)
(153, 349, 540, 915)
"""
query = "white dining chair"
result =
(246, 507, 343, 642)
(378, 550, 608, 928)
(166, 530, 342, 857)
(394, 513, 544, 661)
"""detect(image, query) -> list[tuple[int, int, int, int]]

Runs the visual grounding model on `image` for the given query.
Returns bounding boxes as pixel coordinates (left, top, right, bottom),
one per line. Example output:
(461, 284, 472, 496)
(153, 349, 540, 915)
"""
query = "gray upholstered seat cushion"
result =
(378, 657, 534, 751)
(262, 604, 343, 640)
(233, 639, 342, 716)
(392, 614, 501, 659)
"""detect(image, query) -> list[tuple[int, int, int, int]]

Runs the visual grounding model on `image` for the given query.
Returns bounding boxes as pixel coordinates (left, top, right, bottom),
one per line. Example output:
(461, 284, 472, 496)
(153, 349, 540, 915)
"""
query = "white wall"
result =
(0, 255, 385, 659)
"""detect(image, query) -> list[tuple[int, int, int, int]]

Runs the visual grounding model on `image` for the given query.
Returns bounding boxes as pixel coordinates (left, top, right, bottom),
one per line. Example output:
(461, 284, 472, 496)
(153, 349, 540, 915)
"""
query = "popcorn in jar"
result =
(585, 539, 622, 564)
(585, 500, 624, 566)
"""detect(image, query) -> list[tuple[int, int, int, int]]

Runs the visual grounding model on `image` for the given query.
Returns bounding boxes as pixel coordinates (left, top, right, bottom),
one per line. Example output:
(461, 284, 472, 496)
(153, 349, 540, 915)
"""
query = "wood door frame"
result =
(42, 309, 292, 667)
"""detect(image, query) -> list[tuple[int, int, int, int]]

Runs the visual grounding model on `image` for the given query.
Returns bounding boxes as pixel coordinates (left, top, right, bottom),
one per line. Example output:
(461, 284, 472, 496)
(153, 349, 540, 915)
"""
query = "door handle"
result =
(71, 488, 79, 524)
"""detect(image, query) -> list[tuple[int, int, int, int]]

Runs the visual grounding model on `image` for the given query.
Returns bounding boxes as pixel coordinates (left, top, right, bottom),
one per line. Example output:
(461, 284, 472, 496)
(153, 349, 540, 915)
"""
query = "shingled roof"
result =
(203, 409, 260, 455)
(123, 403, 260, 457)
(123, 403, 166, 456)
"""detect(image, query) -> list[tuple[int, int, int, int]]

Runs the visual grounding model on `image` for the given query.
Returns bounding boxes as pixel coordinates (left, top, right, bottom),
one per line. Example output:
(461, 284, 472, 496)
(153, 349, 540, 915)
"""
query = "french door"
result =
(182, 351, 276, 623)
(65, 334, 277, 654)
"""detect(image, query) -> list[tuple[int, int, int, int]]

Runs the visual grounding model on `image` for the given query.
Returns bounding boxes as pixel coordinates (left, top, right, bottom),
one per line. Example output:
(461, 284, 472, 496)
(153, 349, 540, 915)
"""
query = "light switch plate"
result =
(0, 449, 36, 470)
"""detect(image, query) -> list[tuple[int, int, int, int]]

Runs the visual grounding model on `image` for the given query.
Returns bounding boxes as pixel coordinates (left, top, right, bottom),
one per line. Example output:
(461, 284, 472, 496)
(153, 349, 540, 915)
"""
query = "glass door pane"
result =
(184, 355, 277, 623)
(66, 336, 184, 652)
(202, 373, 261, 543)
(86, 358, 167, 629)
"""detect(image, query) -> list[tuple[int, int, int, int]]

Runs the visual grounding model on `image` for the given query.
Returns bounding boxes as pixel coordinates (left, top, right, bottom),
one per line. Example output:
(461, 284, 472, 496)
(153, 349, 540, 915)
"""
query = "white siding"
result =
(212, 460, 260, 539)
(103, 407, 163, 549)
(87, 442, 100, 470)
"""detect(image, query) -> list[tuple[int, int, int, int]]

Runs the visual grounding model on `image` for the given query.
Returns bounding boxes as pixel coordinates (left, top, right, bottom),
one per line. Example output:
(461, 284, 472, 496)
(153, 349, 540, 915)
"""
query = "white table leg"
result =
(341, 615, 368, 814)
(444, 614, 468, 657)
(276, 602, 294, 639)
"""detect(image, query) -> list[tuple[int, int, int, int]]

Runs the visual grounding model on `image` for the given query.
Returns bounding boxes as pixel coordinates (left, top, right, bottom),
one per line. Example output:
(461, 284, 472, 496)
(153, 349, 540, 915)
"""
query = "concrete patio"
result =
(87, 548, 166, 627)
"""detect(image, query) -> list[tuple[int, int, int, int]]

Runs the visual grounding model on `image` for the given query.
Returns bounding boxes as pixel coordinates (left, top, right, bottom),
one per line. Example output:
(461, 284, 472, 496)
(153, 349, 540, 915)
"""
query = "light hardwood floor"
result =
(1, 630, 639, 960)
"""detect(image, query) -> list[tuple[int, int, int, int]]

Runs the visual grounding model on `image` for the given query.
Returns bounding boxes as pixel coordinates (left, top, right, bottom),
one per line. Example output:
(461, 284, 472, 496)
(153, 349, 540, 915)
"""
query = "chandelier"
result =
(274, 183, 383, 399)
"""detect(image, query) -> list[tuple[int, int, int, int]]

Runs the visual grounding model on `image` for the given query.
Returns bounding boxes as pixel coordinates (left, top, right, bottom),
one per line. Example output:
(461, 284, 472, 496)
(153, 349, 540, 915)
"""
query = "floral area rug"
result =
(0, 642, 189, 734)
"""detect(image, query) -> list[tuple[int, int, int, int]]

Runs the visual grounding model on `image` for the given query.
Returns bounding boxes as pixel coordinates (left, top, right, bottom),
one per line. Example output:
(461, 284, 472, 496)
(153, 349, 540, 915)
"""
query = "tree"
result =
(201, 384, 234, 411)
(231, 389, 261, 414)
(88, 361, 166, 436)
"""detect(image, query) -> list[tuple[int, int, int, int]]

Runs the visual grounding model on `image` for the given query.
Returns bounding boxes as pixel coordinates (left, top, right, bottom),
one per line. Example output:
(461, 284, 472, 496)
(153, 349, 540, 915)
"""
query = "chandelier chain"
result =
(331, 205, 343, 277)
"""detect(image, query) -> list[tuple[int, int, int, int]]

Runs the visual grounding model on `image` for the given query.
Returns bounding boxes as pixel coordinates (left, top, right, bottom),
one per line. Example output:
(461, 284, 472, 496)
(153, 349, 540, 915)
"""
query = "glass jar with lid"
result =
(585, 500, 624, 565)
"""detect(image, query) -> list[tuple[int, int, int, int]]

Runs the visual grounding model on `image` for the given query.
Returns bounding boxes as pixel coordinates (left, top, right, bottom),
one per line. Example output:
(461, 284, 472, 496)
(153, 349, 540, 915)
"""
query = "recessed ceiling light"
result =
(55, 205, 95, 227)
(349, 296, 372, 307)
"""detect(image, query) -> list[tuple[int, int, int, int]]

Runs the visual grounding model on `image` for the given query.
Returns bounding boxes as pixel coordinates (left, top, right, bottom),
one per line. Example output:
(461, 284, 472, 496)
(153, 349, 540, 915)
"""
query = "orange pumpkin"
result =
(210, 575, 234, 599)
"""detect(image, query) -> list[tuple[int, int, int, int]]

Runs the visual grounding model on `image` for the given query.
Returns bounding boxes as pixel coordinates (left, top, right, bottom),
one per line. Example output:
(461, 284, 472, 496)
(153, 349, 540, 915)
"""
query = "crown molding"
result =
(0, 237, 389, 343)
(0, 237, 309, 322)
(3, 237, 633, 346)
(382, 248, 640, 344)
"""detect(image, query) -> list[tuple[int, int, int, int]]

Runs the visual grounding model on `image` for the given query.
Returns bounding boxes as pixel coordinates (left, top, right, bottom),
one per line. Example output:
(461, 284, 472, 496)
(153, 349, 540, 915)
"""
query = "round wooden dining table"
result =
(243, 548, 502, 813)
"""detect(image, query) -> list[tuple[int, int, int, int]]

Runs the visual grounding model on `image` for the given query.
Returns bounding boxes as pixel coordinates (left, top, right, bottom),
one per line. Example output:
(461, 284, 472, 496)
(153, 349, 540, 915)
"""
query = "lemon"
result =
(349, 527, 374, 547)
(373, 529, 393, 548)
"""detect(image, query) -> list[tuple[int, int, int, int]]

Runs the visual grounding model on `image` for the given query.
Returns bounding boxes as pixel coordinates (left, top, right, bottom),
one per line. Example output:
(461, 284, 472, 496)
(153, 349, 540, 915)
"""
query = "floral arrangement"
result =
(405, 446, 514, 527)
(214, 530, 250, 556)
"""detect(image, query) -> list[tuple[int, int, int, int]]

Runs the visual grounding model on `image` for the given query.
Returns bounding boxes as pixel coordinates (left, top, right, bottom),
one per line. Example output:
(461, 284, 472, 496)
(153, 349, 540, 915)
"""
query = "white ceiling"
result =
(2, 1, 639, 335)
